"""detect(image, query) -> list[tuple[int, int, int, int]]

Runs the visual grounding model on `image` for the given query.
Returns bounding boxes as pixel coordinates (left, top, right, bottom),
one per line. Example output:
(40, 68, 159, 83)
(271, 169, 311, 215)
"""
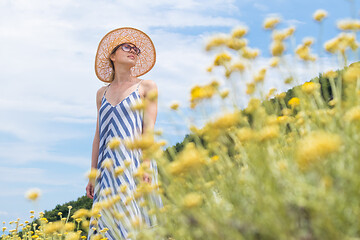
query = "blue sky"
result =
(0, 0, 357, 229)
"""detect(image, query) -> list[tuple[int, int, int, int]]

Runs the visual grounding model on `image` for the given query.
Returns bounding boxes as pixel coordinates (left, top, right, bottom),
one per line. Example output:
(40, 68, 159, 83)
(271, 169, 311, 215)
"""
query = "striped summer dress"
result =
(87, 79, 163, 240)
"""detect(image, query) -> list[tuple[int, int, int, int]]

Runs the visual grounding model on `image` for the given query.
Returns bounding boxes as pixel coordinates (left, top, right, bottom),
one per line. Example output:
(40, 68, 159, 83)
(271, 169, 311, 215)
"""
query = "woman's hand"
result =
(142, 159, 152, 183)
(143, 171, 152, 183)
(86, 181, 94, 199)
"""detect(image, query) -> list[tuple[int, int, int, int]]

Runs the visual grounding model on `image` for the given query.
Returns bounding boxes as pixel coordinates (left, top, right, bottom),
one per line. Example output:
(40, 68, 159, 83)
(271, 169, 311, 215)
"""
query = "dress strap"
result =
(136, 79, 144, 90)
(103, 84, 110, 98)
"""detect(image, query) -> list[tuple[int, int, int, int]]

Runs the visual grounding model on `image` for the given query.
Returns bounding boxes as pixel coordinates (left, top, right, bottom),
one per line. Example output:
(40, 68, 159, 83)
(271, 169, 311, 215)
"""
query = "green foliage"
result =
(41, 195, 92, 223)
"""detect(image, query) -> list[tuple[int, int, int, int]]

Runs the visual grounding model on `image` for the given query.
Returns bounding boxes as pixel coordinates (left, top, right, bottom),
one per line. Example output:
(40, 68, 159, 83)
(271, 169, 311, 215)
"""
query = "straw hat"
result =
(95, 27, 156, 83)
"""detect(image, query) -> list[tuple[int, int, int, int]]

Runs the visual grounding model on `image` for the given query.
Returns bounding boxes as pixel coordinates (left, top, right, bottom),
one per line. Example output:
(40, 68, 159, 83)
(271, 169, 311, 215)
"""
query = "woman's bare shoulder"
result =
(95, 85, 109, 107)
(138, 79, 157, 98)
(141, 79, 157, 91)
(96, 85, 108, 97)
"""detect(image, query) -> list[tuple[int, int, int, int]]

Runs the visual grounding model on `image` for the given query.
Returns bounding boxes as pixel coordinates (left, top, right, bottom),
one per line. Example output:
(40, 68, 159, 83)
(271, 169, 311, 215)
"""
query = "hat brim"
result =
(95, 27, 156, 83)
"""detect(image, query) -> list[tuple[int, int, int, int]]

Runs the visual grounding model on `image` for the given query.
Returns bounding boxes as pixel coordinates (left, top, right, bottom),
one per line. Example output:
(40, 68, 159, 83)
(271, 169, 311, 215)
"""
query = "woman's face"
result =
(110, 43, 139, 68)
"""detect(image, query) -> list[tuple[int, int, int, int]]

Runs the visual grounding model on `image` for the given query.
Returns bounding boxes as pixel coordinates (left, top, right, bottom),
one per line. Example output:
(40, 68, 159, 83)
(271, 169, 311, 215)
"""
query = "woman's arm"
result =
(141, 80, 158, 174)
(91, 87, 105, 169)
(87, 87, 105, 199)
(142, 80, 158, 135)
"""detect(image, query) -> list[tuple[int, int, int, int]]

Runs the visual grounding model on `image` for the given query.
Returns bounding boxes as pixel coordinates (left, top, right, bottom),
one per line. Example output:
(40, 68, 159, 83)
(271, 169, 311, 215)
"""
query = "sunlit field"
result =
(2, 5, 360, 240)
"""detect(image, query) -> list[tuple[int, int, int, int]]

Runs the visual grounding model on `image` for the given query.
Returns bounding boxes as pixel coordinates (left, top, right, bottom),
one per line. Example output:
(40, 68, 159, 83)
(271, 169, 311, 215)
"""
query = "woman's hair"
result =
(108, 44, 122, 82)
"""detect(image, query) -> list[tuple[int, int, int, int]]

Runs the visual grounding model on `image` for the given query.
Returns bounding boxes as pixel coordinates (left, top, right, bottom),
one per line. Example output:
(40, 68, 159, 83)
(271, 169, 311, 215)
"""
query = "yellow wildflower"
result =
(303, 37, 314, 46)
(257, 125, 279, 142)
(170, 102, 180, 110)
(220, 89, 229, 99)
(328, 99, 337, 107)
(344, 106, 360, 122)
(296, 132, 341, 170)
(313, 9, 328, 22)
(272, 30, 287, 41)
(269, 57, 280, 67)
(190, 83, 217, 105)
(101, 158, 113, 169)
(253, 68, 267, 83)
(107, 137, 121, 150)
(284, 76, 294, 84)
(114, 166, 124, 177)
(266, 88, 277, 99)
(167, 143, 207, 176)
(231, 26, 248, 38)
(43, 221, 63, 234)
(285, 26, 296, 36)
(119, 184, 127, 193)
(277, 116, 290, 124)
(288, 97, 300, 108)
(246, 82, 255, 95)
(86, 168, 100, 181)
(82, 221, 89, 229)
(99, 228, 109, 233)
(301, 82, 320, 94)
(205, 35, 229, 51)
(210, 112, 239, 129)
(324, 33, 358, 54)
(131, 99, 147, 110)
(245, 98, 261, 114)
(263, 16, 281, 29)
(276, 92, 286, 100)
(282, 108, 292, 116)
(90, 234, 103, 240)
(183, 192, 203, 208)
(146, 89, 158, 101)
(323, 70, 338, 79)
(64, 222, 75, 232)
(271, 40, 285, 56)
(226, 61, 246, 78)
(242, 47, 260, 59)
(230, 61, 246, 72)
(295, 44, 316, 61)
(237, 128, 255, 142)
(124, 159, 131, 168)
(277, 161, 287, 171)
(324, 37, 339, 53)
(124, 133, 154, 150)
(64, 232, 80, 240)
(101, 188, 111, 197)
(25, 188, 41, 201)
(72, 209, 89, 219)
(343, 66, 360, 83)
(337, 19, 360, 31)
(214, 52, 232, 66)
(226, 38, 247, 50)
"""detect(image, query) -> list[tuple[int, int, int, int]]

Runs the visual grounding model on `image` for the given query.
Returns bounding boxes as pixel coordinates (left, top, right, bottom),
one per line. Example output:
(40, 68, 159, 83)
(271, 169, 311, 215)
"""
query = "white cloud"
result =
(253, 3, 269, 12)
(0, 211, 8, 216)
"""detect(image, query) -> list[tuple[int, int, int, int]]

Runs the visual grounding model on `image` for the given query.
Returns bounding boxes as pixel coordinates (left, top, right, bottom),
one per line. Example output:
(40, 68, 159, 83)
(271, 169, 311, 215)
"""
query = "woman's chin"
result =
(118, 60, 136, 68)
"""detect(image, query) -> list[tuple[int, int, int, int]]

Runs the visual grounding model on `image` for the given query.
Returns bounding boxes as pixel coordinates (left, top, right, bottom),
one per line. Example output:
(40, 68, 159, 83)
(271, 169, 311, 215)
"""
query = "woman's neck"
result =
(112, 67, 135, 84)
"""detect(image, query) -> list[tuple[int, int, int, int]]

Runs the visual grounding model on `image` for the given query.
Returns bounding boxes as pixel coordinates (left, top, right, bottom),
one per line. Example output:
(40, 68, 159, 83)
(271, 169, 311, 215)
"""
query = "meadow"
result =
(2, 6, 360, 240)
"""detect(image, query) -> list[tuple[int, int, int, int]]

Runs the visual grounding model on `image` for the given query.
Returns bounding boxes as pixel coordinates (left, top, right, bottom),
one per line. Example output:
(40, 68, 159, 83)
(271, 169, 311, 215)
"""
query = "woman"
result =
(86, 27, 162, 240)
